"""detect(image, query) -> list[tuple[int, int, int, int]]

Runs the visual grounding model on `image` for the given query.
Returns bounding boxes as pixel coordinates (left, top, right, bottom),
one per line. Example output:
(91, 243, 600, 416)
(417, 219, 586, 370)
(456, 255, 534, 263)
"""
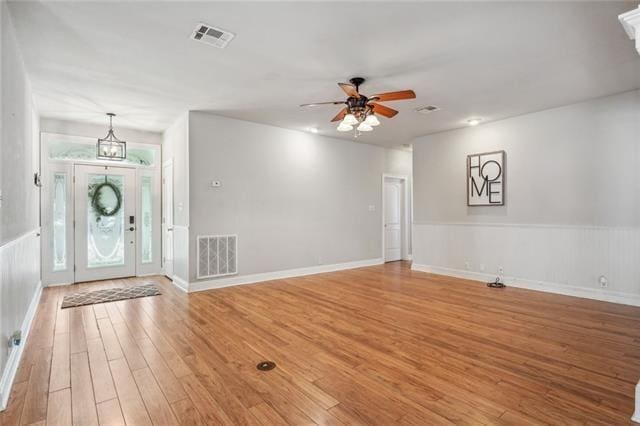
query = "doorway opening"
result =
(382, 174, 411, 263)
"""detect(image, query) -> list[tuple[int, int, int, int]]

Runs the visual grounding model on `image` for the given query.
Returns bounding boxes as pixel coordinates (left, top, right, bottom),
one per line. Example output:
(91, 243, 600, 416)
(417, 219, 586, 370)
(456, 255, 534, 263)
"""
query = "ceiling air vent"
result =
(415, 105, 441, 114)
(191, 23, 235, 48)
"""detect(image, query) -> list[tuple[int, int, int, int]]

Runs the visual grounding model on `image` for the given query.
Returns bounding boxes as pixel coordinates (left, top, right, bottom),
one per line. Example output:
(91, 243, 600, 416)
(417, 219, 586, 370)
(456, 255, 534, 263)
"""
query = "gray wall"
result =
(187, 112, 392, 282)
(41, 117, 162, 145)
(411, 90, 640, 299)
(384, 148, 413, 181)
(1, 3, 40, 244)
(414, 90, 640, 227)
(0, 2, 41, 405)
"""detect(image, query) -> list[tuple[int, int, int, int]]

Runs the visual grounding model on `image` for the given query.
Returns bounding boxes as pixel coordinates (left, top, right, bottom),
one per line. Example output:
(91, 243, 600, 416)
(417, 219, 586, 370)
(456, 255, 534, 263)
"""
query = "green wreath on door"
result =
(89, 180, 122, 218)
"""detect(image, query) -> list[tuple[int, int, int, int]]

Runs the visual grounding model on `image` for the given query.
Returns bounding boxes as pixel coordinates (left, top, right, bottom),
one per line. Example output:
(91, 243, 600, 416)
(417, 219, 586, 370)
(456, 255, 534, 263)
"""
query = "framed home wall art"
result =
(467, 150, 505, 206)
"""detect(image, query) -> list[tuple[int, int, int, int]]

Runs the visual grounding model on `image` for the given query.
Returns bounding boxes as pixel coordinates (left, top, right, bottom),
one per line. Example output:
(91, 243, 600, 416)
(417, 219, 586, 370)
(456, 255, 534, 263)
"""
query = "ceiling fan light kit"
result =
(342, 113, 358, 126)
(300, 77, 415, 137)
(365, 114, 380, 126)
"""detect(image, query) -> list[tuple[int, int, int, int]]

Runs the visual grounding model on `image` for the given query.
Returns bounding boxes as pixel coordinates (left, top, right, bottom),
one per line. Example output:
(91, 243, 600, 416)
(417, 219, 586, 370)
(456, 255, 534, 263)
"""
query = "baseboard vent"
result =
(197, 234, 237, 279)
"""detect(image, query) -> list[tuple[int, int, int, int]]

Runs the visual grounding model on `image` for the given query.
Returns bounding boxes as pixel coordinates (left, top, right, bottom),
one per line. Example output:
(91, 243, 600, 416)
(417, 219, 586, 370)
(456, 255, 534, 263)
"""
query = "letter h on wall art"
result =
(467, 150, 505, 206)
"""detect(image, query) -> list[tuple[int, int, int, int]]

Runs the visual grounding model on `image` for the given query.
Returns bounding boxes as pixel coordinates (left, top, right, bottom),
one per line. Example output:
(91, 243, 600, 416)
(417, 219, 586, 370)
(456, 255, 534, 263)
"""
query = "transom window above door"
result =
(47, 135, 156, 167)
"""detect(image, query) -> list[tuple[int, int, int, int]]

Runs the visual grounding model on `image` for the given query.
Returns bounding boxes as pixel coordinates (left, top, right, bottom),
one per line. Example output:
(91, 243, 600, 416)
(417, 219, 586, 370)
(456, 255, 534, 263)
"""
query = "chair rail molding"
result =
(620, 6, 640, 55)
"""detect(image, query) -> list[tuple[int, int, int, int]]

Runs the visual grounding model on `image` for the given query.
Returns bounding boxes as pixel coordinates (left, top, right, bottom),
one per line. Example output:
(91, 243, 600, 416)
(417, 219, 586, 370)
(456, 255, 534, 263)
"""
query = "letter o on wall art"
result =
(467, 150, 505, 206)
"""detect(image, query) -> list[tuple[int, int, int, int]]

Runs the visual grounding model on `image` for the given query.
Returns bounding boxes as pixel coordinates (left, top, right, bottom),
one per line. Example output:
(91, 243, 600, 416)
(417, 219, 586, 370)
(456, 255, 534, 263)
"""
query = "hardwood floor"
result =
(1, 261, 639, 425)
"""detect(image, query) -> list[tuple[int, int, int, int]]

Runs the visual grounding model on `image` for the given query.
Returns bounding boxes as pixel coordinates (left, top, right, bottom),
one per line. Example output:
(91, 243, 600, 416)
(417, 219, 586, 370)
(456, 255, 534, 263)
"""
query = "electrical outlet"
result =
(480, 264, 485, 272)
(598, 275, 608, 288)
(498, 266, 504, 276)
(317, 256, 323, 265)
(465, 261, 470, 270)
(8, 331, 21, 348)
(211, 180, 221, 187)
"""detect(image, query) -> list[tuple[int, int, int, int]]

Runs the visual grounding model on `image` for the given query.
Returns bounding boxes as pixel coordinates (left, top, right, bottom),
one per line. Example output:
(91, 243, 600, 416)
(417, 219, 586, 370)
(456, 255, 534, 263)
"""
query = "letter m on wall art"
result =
(467, 150, 505, 206)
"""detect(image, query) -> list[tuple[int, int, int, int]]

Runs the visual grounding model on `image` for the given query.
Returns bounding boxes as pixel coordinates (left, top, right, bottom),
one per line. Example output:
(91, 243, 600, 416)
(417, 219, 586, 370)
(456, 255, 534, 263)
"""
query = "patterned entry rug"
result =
(61, 284, 161, 309)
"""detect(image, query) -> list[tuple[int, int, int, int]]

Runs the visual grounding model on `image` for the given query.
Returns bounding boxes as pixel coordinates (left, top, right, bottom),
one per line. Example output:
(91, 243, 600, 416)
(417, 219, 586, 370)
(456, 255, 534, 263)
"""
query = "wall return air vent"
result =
(197, 235, 238, 279)
(191, 23, 235, 48)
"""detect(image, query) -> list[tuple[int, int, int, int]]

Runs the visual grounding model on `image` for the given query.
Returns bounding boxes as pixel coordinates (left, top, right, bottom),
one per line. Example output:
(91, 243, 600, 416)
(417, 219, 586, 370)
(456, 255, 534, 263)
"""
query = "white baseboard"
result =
(633, 382, 640, 424)
(411, 264, 640, 307)
(137, 272, 162, 278)
(171, 275, 189, 293)
(189, 258, 384, 293)
(45, 281, 73, 287)
(0, 281, 43, 411)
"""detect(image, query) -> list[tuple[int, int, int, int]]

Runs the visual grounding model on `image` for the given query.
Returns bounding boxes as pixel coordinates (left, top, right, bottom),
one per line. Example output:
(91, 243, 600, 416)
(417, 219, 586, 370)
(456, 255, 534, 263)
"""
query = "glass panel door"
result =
(140, 176, 153, 264)
(86, 173, 125, 268)
(74, 164, 136, 282)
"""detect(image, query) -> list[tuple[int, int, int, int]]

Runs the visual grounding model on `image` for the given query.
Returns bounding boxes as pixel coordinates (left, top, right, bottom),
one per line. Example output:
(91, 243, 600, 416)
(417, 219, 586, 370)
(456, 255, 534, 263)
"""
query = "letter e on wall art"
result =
(467, 150, 505, 206)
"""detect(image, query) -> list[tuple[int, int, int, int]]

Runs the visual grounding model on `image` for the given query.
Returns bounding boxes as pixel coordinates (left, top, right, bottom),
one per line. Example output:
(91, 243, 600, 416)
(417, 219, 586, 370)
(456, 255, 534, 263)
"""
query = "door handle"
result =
(167, 227, 173, 232)
(129, 227, 135, 231)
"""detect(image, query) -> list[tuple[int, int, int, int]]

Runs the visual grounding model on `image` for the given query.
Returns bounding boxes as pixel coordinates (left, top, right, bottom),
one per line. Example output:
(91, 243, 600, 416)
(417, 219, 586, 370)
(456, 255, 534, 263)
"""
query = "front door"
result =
(384, 178, 402, 262)
(74, 164, 136, 282)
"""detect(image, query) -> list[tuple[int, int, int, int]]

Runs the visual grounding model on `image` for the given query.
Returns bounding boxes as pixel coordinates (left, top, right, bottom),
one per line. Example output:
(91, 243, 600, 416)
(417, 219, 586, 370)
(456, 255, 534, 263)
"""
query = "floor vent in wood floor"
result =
(256, 361, 276, 371)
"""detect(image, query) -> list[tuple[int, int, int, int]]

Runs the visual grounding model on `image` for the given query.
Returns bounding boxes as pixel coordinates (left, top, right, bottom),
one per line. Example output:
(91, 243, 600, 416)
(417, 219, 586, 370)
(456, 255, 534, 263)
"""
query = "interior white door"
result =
(162, 161, 174, 278)
(74, 164, 136, 282)
(384, 179, 402, 262)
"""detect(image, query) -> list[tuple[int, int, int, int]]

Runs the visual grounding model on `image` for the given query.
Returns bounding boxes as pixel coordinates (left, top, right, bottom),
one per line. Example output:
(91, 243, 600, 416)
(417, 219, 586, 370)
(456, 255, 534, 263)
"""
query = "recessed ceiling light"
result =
(308, 127, 318, 134)
(467, 118, 482, 126)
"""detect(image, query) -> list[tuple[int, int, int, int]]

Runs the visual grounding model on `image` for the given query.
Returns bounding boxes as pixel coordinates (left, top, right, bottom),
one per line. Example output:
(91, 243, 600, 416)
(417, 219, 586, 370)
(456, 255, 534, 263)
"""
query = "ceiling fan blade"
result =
(369, 90, 416, 102)
(300, 101, 345, 107)
(330, 107, 348, 122)
(370, 103, 399, 118)
(338, 82, 360, 98)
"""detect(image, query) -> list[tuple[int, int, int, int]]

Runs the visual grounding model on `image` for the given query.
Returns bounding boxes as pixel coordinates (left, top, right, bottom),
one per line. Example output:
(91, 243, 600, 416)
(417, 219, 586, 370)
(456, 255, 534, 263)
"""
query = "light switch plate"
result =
(368, 205, 376, 212)
(211, 180, 221, 187)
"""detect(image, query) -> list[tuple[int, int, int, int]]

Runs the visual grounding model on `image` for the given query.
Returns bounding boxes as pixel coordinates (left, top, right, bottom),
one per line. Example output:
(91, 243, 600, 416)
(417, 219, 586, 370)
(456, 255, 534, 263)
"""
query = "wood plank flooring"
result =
(1, 261, 639, 425)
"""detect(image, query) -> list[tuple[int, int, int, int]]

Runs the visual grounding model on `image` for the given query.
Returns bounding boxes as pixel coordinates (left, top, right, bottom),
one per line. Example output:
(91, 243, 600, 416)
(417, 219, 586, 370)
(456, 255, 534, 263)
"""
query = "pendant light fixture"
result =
(97, 113, 127, 160)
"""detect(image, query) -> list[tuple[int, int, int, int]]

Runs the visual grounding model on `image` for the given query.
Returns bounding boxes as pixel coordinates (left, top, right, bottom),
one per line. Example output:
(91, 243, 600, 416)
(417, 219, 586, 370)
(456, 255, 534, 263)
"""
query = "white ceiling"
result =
(8, 1, 640, 147)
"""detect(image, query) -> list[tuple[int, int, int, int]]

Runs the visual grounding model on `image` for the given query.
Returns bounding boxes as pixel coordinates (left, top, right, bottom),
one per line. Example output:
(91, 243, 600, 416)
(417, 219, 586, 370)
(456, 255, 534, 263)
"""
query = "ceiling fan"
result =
(300, 77, 416, 134)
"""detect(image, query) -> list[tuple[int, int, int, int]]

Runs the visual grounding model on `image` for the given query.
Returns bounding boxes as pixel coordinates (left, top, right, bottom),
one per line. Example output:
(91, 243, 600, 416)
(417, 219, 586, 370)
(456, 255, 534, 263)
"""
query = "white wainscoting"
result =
(171, 225, 190, 292)
(0, 229, 42, 411)
(413, 222, 640, 306)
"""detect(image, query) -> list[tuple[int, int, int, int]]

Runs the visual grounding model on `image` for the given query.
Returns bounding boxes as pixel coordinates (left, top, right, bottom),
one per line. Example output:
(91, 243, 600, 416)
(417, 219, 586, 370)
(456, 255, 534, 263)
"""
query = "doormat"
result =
(61, 284, 161, 309)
